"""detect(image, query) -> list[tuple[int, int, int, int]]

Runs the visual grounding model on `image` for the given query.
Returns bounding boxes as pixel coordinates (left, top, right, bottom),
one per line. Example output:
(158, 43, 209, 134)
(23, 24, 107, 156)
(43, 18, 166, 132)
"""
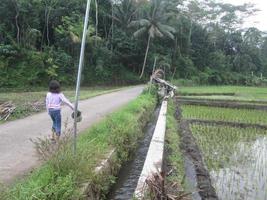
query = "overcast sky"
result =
(220, 0, 267, 31)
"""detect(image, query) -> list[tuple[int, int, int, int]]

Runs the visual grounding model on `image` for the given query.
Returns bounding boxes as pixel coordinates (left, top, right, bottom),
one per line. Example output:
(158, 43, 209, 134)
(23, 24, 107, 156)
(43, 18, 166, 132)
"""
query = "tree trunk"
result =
(13, 0, 20, 44)
(15, 11, 20, 44)
(95, 0, 98, 46)
(46, 7, 51, 46)
(139, 35, 151, 79)
(187, 19, 193, 55)
(41, 5, 48, 49)
(111, 2, 114, 51)
(171, 66, 176, 81)
(171, 36, 179, 80)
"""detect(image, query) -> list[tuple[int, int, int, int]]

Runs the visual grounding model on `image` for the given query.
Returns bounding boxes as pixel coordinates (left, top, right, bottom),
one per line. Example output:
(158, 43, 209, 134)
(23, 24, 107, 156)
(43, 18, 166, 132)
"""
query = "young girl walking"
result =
(46, 80, 74, 141)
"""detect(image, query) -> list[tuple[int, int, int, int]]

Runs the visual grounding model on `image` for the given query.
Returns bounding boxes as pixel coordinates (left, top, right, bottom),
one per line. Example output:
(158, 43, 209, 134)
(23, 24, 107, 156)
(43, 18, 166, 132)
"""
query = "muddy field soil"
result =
(174, 95, 267, 200)
(188, 119, 267, 130)
(178, 93, 236, 96)
(176, 98, 267, 110)
(175, 102, 218, 200)
(177, 97, 267, 105)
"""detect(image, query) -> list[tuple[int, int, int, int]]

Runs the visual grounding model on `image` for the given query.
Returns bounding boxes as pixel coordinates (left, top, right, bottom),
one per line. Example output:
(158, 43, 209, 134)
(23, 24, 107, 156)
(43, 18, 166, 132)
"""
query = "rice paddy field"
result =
(179, 86, 267, 102)
(182, 105, 267, 125)
(176, 86, 267, 200)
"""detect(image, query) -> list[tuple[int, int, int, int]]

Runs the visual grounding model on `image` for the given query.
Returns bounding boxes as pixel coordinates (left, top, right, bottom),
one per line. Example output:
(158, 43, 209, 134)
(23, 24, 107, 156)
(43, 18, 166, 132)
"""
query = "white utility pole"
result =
(73, 0, 92, 154)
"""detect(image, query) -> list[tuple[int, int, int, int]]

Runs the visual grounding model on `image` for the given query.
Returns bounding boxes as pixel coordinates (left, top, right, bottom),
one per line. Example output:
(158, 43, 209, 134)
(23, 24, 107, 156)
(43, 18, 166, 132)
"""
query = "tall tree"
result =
(129, 0, 175, 78)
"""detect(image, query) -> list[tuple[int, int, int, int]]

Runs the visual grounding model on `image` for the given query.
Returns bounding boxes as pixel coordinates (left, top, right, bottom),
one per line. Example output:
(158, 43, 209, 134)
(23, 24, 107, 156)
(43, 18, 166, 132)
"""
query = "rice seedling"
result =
(182, 105, 267, 125)
(190, 124, 267, 200)
(180, 95, 267, 104)
(179, 86, 267, 102)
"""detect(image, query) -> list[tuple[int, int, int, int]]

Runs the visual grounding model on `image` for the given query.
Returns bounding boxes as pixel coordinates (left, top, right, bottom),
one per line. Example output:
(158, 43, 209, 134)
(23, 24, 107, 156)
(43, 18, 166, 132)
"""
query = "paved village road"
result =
(0, 86, 144, 184)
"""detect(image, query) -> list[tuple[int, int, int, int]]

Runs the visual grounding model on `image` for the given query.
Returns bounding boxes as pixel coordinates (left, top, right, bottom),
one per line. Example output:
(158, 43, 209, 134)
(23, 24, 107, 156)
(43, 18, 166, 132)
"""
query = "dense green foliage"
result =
(2, 91, 156, 199)
(1, 0, 267, 87)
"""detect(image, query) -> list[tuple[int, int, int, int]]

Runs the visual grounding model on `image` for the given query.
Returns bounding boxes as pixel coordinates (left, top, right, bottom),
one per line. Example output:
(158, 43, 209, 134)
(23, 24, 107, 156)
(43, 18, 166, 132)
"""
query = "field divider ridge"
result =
(187, 119, 267, 130)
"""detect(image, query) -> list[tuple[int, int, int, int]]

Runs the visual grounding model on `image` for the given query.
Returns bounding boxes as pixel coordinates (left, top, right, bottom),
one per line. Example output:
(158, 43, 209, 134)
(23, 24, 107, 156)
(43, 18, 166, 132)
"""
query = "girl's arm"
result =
(45, 93, 50, 112)
(59, 93, 74, 110)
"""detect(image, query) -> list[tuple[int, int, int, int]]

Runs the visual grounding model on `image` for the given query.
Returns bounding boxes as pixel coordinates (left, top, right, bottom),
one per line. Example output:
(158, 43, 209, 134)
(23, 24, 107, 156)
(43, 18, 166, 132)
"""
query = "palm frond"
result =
(157, 24, 175, 39)
(133, 27, 148, 38)
(162, 30, 175, 40)
(128, 19, 150, 28)
(154, 27, 164, 38)
(139, 19, 150, 26)
(157, 23, 176, 33)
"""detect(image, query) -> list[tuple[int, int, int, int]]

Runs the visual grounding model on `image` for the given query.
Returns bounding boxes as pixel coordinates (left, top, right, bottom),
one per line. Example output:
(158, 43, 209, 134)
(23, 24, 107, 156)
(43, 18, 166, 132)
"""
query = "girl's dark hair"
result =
(49, 80, 61, 93)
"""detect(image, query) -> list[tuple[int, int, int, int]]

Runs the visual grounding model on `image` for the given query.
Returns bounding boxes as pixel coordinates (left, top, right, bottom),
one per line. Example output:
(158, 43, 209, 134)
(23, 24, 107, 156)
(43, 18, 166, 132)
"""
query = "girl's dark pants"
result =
(48, 109, 61, 136)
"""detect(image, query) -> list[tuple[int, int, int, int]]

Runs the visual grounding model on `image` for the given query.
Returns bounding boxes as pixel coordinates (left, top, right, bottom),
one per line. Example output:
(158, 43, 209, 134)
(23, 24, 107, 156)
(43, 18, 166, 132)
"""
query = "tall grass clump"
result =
(165, 100, 185, 186)
(4, 90, 157, 200)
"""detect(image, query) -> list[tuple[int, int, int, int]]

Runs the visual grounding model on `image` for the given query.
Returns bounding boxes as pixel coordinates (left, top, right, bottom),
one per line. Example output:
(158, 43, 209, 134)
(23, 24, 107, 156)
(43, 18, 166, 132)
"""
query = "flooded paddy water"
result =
(210, 137, 267, 200)
(189, 114, 267, 200)
(177, 93, 267, 200)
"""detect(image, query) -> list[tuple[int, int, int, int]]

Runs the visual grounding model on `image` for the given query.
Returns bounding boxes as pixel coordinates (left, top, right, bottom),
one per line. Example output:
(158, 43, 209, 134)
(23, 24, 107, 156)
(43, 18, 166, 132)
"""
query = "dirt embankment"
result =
(176, 98, 267, 110)
(177, 97, 267, 105)
(178, 93, 235, 96)
(175, 101, 218, 200)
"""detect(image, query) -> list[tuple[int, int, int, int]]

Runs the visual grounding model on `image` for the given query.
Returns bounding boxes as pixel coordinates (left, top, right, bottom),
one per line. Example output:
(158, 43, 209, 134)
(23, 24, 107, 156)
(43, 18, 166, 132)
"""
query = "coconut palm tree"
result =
(112, 0, 137, 30)
(128, 0, 175, 78)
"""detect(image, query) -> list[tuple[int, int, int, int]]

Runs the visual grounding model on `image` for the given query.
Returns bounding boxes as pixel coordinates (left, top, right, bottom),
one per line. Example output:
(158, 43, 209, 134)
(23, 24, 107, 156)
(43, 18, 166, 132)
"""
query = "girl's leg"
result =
(49, 111, 56, 140)
(54, 110, 62, 141)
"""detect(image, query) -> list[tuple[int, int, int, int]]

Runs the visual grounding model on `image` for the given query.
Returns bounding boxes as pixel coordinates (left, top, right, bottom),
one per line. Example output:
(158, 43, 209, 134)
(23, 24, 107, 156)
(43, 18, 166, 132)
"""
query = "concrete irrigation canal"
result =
(108, 106, 161, 199)
(105, 84, 267, 199)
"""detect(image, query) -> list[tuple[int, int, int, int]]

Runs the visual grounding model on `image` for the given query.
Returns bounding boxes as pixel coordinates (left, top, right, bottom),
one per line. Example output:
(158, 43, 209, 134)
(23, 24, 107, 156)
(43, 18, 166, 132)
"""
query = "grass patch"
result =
(3, 90, 157, 200)
(182, 105, 267, 125)
(0, 86, 124, 123)
(165, 100, 185, 189)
